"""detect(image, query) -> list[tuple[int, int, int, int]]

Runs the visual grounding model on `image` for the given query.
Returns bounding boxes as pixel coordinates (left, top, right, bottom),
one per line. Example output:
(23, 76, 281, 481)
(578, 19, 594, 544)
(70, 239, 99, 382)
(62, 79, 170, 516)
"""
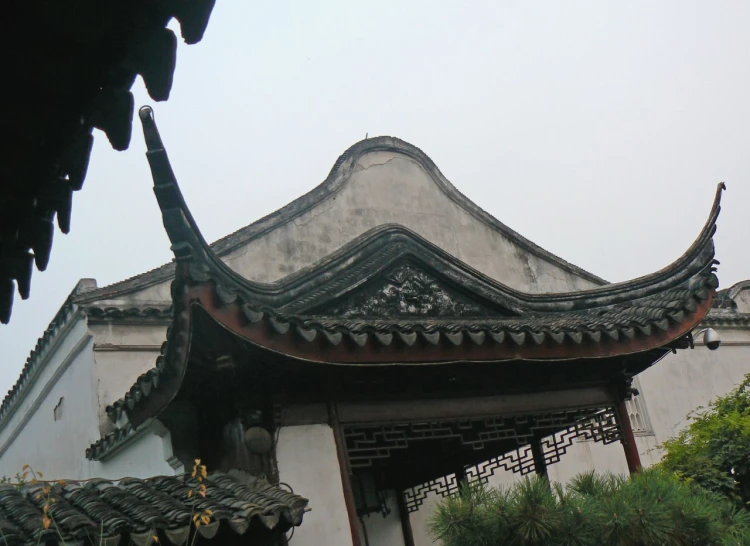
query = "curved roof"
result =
(713, 279, 750, 309)
(95, 107, 723, 436)
(77, 122, 608, 306)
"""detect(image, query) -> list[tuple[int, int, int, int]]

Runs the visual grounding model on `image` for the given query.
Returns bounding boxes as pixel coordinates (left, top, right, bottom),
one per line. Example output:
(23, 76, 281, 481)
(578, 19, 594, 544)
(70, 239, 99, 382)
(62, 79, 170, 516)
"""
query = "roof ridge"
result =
(75, 132, 613, 304)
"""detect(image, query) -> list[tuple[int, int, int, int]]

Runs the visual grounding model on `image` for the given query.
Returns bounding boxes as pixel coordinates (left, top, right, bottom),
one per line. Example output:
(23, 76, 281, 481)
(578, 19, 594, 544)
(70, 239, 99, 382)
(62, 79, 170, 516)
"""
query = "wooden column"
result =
(454, 465, 467, 486)
(616, 398, 642, 474)
(397, 493, 416, 546)
(530, 435, 548, 478)
(329, 403, 362, 546)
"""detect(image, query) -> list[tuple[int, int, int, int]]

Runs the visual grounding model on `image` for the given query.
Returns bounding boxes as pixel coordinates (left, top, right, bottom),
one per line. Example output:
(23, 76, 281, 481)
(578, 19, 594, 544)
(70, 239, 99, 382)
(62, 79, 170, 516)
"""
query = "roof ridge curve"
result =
(77, 131, 613, 304)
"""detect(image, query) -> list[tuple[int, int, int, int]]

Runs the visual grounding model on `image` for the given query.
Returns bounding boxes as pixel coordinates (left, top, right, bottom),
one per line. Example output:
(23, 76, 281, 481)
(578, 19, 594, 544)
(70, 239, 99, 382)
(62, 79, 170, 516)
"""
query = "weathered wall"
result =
(220, 151, 599, 293)
(90, 284, 173, 309)
(0, 314, 178, 482)
(734, 288, 750, 313)
(276, 424, 353, 546)
(0, 317, 101, 480)
(96, 148, 603, 309)
(638, 325, 750, 445)
(88, 323, 167, 434)
(89, 421, 182, 480)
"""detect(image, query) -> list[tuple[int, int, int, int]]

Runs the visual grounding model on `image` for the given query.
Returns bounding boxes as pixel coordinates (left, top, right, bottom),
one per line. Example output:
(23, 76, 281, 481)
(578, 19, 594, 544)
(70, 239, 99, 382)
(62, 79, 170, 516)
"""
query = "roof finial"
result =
(138, 105, 206, 260)
(139, 106, 165, 153)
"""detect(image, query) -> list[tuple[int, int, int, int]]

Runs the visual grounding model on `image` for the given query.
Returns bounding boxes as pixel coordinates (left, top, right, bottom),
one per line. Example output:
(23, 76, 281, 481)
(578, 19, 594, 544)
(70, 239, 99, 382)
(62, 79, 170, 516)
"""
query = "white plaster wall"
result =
(87, 323, 167, 433)
(0, 315, 176, 483)
(734, 290, 750, 313)
(221, 152, 599, 293)
(0, 317, 101, 480)
(94, 350, 161, 430)
(99, 150, 602, 308)
(638, 327, 750, 444)
(88, 422, 181, 480)
(360, 491, 406, 546)
(276, 424, 353, 546)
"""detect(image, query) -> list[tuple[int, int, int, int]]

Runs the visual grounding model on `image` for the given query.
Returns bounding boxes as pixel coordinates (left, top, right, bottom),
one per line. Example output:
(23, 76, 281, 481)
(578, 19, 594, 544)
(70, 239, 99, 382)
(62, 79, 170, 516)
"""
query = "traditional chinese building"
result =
(0, 106, 747, 546)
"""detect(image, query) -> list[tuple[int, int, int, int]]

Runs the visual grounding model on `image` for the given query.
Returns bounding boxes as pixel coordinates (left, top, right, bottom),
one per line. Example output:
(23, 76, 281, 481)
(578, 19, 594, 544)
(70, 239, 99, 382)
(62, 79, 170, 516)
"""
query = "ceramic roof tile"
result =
(0, 471, 307, 546)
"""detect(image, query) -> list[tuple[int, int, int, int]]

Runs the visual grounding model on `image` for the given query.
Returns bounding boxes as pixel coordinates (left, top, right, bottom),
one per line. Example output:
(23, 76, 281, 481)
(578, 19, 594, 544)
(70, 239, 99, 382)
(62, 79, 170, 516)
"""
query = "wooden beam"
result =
(336, 387, 613, 424)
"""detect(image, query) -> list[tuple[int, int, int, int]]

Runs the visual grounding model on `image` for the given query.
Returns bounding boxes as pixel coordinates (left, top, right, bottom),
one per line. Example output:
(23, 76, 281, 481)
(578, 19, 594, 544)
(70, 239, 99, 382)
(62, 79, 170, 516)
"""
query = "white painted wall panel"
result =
(276, 424, 353, 546)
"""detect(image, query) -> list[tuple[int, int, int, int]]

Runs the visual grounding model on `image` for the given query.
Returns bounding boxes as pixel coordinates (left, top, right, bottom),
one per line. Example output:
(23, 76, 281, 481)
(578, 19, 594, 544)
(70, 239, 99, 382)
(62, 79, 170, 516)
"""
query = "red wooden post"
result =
(397, 493, 416, 546)
(616, 398, 642, 474)
(329, 403, 363, 546)
(530, 435, 548, 478)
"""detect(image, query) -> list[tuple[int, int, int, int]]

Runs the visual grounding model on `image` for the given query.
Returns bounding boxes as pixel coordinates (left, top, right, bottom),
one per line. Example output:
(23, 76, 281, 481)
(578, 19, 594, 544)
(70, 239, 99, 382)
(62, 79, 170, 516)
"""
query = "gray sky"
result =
(1, 1, 749, 395)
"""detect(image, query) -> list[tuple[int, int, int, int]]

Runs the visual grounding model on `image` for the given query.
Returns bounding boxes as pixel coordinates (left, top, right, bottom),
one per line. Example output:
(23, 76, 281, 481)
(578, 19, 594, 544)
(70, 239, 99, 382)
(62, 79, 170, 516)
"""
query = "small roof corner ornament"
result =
(138, 105, 165, 152)
(139, 104, 154, 120)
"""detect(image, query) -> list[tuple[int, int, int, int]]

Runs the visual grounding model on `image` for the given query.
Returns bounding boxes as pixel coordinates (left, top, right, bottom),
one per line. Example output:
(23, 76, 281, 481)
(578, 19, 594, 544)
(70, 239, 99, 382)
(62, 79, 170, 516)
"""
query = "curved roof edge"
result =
(727, 279, 750, 300)
(205, 135, 609, 285)
(77, 119, 619, 305)
(82, 108, 725, 312)
(712, 278, 750, 311)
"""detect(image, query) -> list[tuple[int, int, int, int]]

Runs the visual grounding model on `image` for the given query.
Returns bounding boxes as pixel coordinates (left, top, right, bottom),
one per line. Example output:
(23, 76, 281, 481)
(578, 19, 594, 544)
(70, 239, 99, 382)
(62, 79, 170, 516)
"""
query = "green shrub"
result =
(659, 374, 750, 507)
(428, 468, 750, 546)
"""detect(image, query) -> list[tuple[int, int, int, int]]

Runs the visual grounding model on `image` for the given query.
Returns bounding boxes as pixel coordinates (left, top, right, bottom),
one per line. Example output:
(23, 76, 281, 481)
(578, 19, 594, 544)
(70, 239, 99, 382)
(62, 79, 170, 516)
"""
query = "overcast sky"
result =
(1, 1, 749, 395)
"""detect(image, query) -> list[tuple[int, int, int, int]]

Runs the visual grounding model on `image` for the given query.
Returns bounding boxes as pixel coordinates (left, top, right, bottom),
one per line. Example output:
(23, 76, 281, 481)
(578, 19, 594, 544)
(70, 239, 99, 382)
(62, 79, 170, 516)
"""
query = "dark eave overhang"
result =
(0, 0, 215, 324)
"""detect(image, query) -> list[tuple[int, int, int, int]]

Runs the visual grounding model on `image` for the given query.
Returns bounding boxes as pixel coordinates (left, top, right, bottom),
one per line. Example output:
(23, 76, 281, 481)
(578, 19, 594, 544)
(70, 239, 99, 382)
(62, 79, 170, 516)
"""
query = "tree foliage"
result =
(428, 469, 750, 545)
(659, 373, 750, 505)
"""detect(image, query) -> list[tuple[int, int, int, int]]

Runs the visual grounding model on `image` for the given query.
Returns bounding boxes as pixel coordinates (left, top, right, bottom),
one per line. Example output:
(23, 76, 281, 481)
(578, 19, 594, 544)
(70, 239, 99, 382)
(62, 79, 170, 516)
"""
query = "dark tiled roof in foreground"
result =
(0, 471, 307, 546)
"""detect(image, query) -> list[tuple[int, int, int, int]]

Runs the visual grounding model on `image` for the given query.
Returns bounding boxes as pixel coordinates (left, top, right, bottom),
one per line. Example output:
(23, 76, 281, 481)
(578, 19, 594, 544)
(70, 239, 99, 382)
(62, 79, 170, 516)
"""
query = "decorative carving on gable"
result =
(319, 262, 507, 318)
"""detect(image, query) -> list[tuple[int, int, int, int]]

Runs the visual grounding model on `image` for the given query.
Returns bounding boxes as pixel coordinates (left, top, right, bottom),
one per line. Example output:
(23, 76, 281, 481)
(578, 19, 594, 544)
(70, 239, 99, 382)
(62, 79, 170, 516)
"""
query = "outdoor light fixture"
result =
(691, 328, 722, 351)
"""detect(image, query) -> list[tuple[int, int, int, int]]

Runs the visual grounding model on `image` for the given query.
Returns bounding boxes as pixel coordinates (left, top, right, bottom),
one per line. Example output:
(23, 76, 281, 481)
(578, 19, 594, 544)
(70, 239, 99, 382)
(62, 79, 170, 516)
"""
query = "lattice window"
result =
(403, 475, 459, 513)
(365, 407, 624, 513)
(625, 377, 653, 434)
(344, 418, 521, 469)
